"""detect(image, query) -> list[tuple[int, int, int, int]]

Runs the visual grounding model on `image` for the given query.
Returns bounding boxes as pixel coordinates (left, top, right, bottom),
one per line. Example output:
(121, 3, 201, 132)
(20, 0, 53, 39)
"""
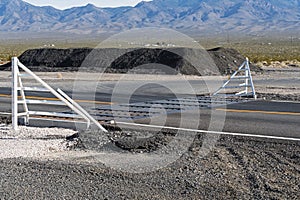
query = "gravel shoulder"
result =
(0, 132, 299, 199)
(0, 116, 299, 199)
(0, 125, 78, 159)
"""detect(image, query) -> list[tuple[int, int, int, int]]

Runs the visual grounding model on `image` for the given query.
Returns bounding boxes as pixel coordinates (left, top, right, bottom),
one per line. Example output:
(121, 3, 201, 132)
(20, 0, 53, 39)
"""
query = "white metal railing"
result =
(11, 57, 107, 132)
(213, 58, 256, 99)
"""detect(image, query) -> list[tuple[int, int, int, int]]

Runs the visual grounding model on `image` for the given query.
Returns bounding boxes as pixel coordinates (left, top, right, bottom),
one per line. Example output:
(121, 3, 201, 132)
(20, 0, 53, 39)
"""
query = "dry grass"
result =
(0, 37, 299, 64)
(0, 39, 98, 62)
(228, 42, 300, 64)
(199, 37, 300, 64)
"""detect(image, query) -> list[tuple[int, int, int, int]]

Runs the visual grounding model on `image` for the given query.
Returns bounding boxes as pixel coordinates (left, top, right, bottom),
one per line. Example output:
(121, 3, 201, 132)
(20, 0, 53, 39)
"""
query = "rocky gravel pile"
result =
(80, 128, 178, 153)
(0, 47, 262, 75)
(0, 126, 299, 199)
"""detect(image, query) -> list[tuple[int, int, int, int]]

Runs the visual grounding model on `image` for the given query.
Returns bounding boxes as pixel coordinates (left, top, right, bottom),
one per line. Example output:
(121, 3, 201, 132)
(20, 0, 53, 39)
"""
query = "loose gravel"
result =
(257, 92, 300, 102)
(0, 123, 299, 199)
(0, 94, 299, 199)
(0, 124, 78, 159)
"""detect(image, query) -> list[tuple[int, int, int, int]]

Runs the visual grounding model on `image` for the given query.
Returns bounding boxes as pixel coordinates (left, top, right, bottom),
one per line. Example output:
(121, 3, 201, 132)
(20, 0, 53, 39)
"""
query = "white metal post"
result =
(17, 61, 90, 122)
(11, 57, 18, 130)
(213, 60, 246, 96)
(57, 89, 108, 132)
(245, 58, 249, 94)
(17, 67, 29, 125)
(246, 58, 257, 100)
(15, 58, 108, 132)
(212, 58, 257, 99)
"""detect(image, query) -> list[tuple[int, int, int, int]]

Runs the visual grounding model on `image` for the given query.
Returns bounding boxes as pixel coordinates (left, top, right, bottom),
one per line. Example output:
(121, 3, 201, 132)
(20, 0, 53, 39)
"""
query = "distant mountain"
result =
(0, 0, 299, 35)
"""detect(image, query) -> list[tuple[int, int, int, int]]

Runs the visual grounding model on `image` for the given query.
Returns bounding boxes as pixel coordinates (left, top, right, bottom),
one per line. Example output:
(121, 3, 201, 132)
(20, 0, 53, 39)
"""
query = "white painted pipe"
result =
(15, 58, 107, 132)
(17, 60, 90, 123)
(11, 57, 18, 130)
(57, 88, 108, 132)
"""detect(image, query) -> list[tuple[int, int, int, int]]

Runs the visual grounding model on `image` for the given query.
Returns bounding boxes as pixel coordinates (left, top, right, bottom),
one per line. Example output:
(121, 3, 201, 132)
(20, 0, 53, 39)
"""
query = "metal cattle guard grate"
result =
(11, 57, 107, 132)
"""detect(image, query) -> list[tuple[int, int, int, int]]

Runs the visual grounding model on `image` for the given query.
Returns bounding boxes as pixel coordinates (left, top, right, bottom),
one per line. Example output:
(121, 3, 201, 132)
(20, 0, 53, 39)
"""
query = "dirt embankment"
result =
(0, 47, 261, 75)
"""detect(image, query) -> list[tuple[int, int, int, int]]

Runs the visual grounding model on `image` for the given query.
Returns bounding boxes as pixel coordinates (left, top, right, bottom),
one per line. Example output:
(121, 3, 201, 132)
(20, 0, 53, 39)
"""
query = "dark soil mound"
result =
(207, 47, 261, 74)
(0, 47, 261, 75)
(1, 48, 93, 72)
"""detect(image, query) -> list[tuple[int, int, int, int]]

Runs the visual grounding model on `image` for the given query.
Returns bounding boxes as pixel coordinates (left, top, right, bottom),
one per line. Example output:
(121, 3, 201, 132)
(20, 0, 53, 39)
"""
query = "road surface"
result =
(0, 83, 299, 140)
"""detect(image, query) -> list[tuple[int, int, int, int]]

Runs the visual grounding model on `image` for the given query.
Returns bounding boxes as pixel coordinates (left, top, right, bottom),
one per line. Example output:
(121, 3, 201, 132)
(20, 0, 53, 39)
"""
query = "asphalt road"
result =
(135, 100, 300, 139)
(0, 86, 299, 139)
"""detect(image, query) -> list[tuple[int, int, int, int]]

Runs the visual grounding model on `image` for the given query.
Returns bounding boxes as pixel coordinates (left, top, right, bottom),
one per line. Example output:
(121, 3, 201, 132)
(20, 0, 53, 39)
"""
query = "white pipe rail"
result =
(11, 57, 107, 132)
(213, 58, 256, 99)
(57, 88, 108, 132)
(11, 57, 18, 130)
(16, 66, 29, 125)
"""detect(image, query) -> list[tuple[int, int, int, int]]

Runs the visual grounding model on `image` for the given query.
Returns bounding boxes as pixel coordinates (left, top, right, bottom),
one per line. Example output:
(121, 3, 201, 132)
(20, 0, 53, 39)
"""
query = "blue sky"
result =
(23, 0, 152, 9)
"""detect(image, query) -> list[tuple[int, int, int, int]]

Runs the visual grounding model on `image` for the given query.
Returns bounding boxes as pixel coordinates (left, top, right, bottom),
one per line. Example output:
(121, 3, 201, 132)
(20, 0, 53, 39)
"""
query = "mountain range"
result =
(0, 0, 299, 35)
